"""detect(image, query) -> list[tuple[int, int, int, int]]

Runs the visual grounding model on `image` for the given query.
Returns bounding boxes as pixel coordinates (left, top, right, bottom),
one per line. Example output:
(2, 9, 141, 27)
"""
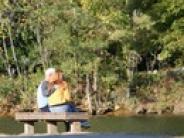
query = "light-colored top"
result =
(37, 81, 48, 109)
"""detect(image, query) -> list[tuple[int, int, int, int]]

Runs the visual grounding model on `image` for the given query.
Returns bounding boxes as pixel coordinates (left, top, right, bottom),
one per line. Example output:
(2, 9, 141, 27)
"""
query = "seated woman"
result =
(48, 69, 71, 112)
(48, 69, 90, 130)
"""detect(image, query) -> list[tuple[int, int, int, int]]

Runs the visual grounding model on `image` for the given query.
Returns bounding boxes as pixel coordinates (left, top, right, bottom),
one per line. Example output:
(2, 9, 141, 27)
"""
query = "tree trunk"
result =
(151, 54, 157, 71)
(92, 66, 98, 112)
(8, 25, 20, 76)
(1, 24, 12, 77)
(85, 74, 93, 114)
(92, 66, 97, 92)
(36, 25, 46, 70)
(125, 8, 136, 98)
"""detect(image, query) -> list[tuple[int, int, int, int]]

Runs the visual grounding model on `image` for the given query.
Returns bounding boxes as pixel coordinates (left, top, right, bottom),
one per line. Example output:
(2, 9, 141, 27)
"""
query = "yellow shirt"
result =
(48, 81, 71, 106)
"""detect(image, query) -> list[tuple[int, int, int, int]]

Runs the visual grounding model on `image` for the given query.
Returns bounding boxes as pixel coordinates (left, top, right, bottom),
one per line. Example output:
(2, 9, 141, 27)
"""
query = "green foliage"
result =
(132, 73, 161, 88)
(0, 72, 42, 109)
(137, 75, 184, 106)
(0, 0, 183, 113)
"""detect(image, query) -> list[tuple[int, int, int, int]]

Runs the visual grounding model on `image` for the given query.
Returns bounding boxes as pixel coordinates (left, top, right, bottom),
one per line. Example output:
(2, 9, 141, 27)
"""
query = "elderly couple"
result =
(37, 68, 90, 129)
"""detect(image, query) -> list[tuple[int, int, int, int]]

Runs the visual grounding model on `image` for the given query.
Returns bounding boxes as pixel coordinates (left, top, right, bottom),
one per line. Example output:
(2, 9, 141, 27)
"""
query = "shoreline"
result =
(1, 110, 184, 118)
(1, 102, 184, 118)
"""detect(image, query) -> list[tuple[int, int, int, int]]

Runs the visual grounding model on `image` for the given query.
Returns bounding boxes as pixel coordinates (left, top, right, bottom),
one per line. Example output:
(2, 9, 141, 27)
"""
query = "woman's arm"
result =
(63, 82, 71, 102)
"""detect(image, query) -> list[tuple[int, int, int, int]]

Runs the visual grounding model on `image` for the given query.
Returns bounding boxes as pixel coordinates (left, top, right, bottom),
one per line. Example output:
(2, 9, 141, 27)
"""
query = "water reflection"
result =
(0, 115, 184, 136)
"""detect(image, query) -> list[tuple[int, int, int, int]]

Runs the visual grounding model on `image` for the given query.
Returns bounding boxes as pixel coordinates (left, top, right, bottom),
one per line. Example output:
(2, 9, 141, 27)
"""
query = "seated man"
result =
(37, 68, 55, 112)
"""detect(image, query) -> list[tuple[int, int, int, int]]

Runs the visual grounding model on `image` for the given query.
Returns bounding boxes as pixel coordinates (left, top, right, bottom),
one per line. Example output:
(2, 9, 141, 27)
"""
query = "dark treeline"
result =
(0, 0, 184, 115)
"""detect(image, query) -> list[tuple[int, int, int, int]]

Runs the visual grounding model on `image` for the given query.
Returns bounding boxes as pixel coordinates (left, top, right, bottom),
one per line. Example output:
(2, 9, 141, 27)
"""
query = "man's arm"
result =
(41, 81, 50, 96)
(41, 81, 56, 96)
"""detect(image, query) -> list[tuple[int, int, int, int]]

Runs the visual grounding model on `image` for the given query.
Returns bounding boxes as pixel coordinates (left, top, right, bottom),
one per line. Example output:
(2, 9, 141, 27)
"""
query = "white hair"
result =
(45, 68, 55, 77)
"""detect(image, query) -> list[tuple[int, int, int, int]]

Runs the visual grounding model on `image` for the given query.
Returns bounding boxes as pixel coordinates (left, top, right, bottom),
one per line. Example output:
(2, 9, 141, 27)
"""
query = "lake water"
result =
(0, 115, 184, 136)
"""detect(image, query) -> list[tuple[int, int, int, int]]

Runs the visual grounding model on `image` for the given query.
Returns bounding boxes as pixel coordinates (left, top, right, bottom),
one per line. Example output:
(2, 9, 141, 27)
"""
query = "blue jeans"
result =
(49, 104, 71, 131)
(68, 103, 79, 112)
(49, 104, 90, 130)
(49, 104, 71, 112)
(49, 103, 78, 112)
(40, 105, 50, 112)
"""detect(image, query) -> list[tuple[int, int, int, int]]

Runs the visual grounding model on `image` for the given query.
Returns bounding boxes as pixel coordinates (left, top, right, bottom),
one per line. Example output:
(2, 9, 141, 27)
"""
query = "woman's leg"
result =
(67, 104, 91, 128)
(49, 105, 71, 131)
(49, 105, 70, 112)
(68, 103, 79, 112)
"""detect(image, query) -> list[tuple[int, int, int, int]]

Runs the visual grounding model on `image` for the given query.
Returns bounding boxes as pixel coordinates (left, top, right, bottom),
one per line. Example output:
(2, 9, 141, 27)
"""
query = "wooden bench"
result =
(15, 112, 89, 135)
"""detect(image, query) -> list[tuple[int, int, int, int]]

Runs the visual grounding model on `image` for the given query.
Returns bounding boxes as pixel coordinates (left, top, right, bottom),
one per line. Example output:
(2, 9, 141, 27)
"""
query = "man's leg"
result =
(40, 105, 50, 112)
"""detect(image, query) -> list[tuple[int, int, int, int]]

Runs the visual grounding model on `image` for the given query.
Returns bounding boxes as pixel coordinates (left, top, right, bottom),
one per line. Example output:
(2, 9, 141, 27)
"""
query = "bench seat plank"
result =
(16, 112, 89, 121)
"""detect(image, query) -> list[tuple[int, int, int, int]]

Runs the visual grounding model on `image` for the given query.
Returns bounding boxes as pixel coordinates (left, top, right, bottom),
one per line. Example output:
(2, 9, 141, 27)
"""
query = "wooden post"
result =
(24, 122, 34, 135)
(70, 122, 81, 133)
(47, 121, 58, 134)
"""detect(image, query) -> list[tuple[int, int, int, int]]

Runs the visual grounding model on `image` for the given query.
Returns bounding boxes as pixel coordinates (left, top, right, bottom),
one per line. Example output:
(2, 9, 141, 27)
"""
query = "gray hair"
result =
(45, 68, 55, 77)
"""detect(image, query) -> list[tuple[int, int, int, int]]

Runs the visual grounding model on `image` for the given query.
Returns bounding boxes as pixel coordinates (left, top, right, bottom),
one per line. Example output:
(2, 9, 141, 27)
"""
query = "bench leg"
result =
(24, 122, 34, 135)
(47, 121, 58, 134)
(64, 122, 70, 132)
(70, 122, 81, 133)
